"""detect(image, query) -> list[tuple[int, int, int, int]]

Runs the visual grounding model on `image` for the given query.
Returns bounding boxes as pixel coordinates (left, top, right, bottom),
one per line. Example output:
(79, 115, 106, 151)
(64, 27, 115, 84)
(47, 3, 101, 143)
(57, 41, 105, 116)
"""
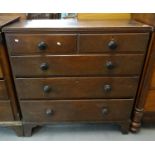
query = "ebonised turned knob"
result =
(106, 61, 114, 69)
(43, 85, 51, 93)
(38, 41, 47, 50)
(40, 63, 49, 71)
(108, 40, 117, 50)
(45, 109, 54, 115)
(101, 107, 109, 115)
(103, 84, 112, 92)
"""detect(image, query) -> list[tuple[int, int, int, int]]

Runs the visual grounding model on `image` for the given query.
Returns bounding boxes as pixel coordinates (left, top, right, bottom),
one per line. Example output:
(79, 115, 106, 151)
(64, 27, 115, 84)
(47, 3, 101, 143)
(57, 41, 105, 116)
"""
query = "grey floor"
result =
(0, 123, 155, 141)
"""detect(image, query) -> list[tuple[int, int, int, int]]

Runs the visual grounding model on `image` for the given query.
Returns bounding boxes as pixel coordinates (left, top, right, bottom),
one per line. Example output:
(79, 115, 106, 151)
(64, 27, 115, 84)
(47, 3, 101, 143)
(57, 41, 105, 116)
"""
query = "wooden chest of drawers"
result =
(3, 19, 151, 136)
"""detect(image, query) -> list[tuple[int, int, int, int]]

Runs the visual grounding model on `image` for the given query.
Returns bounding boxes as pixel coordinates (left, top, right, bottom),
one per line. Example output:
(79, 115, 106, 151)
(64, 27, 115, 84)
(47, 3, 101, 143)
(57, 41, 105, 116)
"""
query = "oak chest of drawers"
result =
(3, 19, 151, 136)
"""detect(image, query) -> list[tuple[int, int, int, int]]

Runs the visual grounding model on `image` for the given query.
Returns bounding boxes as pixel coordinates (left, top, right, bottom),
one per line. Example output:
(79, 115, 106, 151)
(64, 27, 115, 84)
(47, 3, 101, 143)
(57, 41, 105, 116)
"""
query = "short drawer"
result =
(0, 80, 8, 99)
(16, 77, 139, 99)
(79, 33, 149, 53)
(6, 34, 77, 55)
(0, 100, 14, 121)
(11, 54, 144, 77)
(20, 99, 134, 122)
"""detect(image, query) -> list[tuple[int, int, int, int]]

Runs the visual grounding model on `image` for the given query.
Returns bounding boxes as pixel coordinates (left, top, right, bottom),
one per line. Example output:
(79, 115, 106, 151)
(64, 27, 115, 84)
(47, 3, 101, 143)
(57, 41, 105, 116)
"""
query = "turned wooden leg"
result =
(23, 124, 37, 137)
(11, 126, 24, 137)
(120, 121, 130, 134)
(130, 108, 144, 133)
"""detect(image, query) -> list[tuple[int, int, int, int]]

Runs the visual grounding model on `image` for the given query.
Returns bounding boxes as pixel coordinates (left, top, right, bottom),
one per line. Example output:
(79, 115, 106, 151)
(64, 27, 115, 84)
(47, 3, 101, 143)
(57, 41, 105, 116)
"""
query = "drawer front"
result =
(12, 54, 144, 77)
(144, 90, 155, 112)
(20, 99, 133, 122)
(0, 101, 14, 121)
(16, 77, 139, 99)
(6, 34, 77, 55)
(79, 33, 149, 53)
(0, 80, 8, 99)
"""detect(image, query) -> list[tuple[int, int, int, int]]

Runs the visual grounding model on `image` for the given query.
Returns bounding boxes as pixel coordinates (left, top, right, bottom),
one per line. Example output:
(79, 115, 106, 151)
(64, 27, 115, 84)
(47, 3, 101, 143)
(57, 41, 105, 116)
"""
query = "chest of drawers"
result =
(3, 19, 151, 136)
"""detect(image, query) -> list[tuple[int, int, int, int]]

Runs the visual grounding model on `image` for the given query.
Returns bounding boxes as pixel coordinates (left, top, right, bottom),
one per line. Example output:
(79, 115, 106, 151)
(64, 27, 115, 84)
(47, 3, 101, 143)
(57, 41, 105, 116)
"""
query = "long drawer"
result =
(6, 34, 77, 55)
(20, 99, 134, 122)
(0, 100, 14, 121)
(11, 54, 144, 77)
(0, 80, 8, 99)
(16, 77, 139, 99)
(79, 33, 149, 53)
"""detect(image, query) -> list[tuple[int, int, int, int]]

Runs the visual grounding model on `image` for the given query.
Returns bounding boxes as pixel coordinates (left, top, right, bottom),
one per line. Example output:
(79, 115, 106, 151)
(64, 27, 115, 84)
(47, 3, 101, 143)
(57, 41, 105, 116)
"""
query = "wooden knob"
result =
(108, 40, 117, 50)
(40, 63, 48, 71)
(106, 61, 114, 69)
(38, 41, 47, 50)
(104, 84, 112, 92)
(43, 85, 51, 93)
(101, 107, 109, 115)
(46, 109, 54, 115)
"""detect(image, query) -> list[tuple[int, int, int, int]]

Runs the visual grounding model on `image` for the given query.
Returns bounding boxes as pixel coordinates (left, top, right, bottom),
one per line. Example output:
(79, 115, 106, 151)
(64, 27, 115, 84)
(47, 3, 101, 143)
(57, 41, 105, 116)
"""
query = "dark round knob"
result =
(38, 41, 47, 50)
(45, 109, 54, 115)
(101, 107, 109, 115)
(106, 61, 114, 69)
(40, 63, 48, 71)
(104, 84, 112, 92)
(43, 85, 51, 93)
(108, 40, 117, 50)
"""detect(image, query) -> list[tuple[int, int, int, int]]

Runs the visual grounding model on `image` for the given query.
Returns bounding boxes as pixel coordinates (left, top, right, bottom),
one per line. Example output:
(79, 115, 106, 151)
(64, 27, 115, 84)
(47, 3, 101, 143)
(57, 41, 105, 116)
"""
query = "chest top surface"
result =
(2, 19, 153, 33)
(0, 16, 20, 30)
